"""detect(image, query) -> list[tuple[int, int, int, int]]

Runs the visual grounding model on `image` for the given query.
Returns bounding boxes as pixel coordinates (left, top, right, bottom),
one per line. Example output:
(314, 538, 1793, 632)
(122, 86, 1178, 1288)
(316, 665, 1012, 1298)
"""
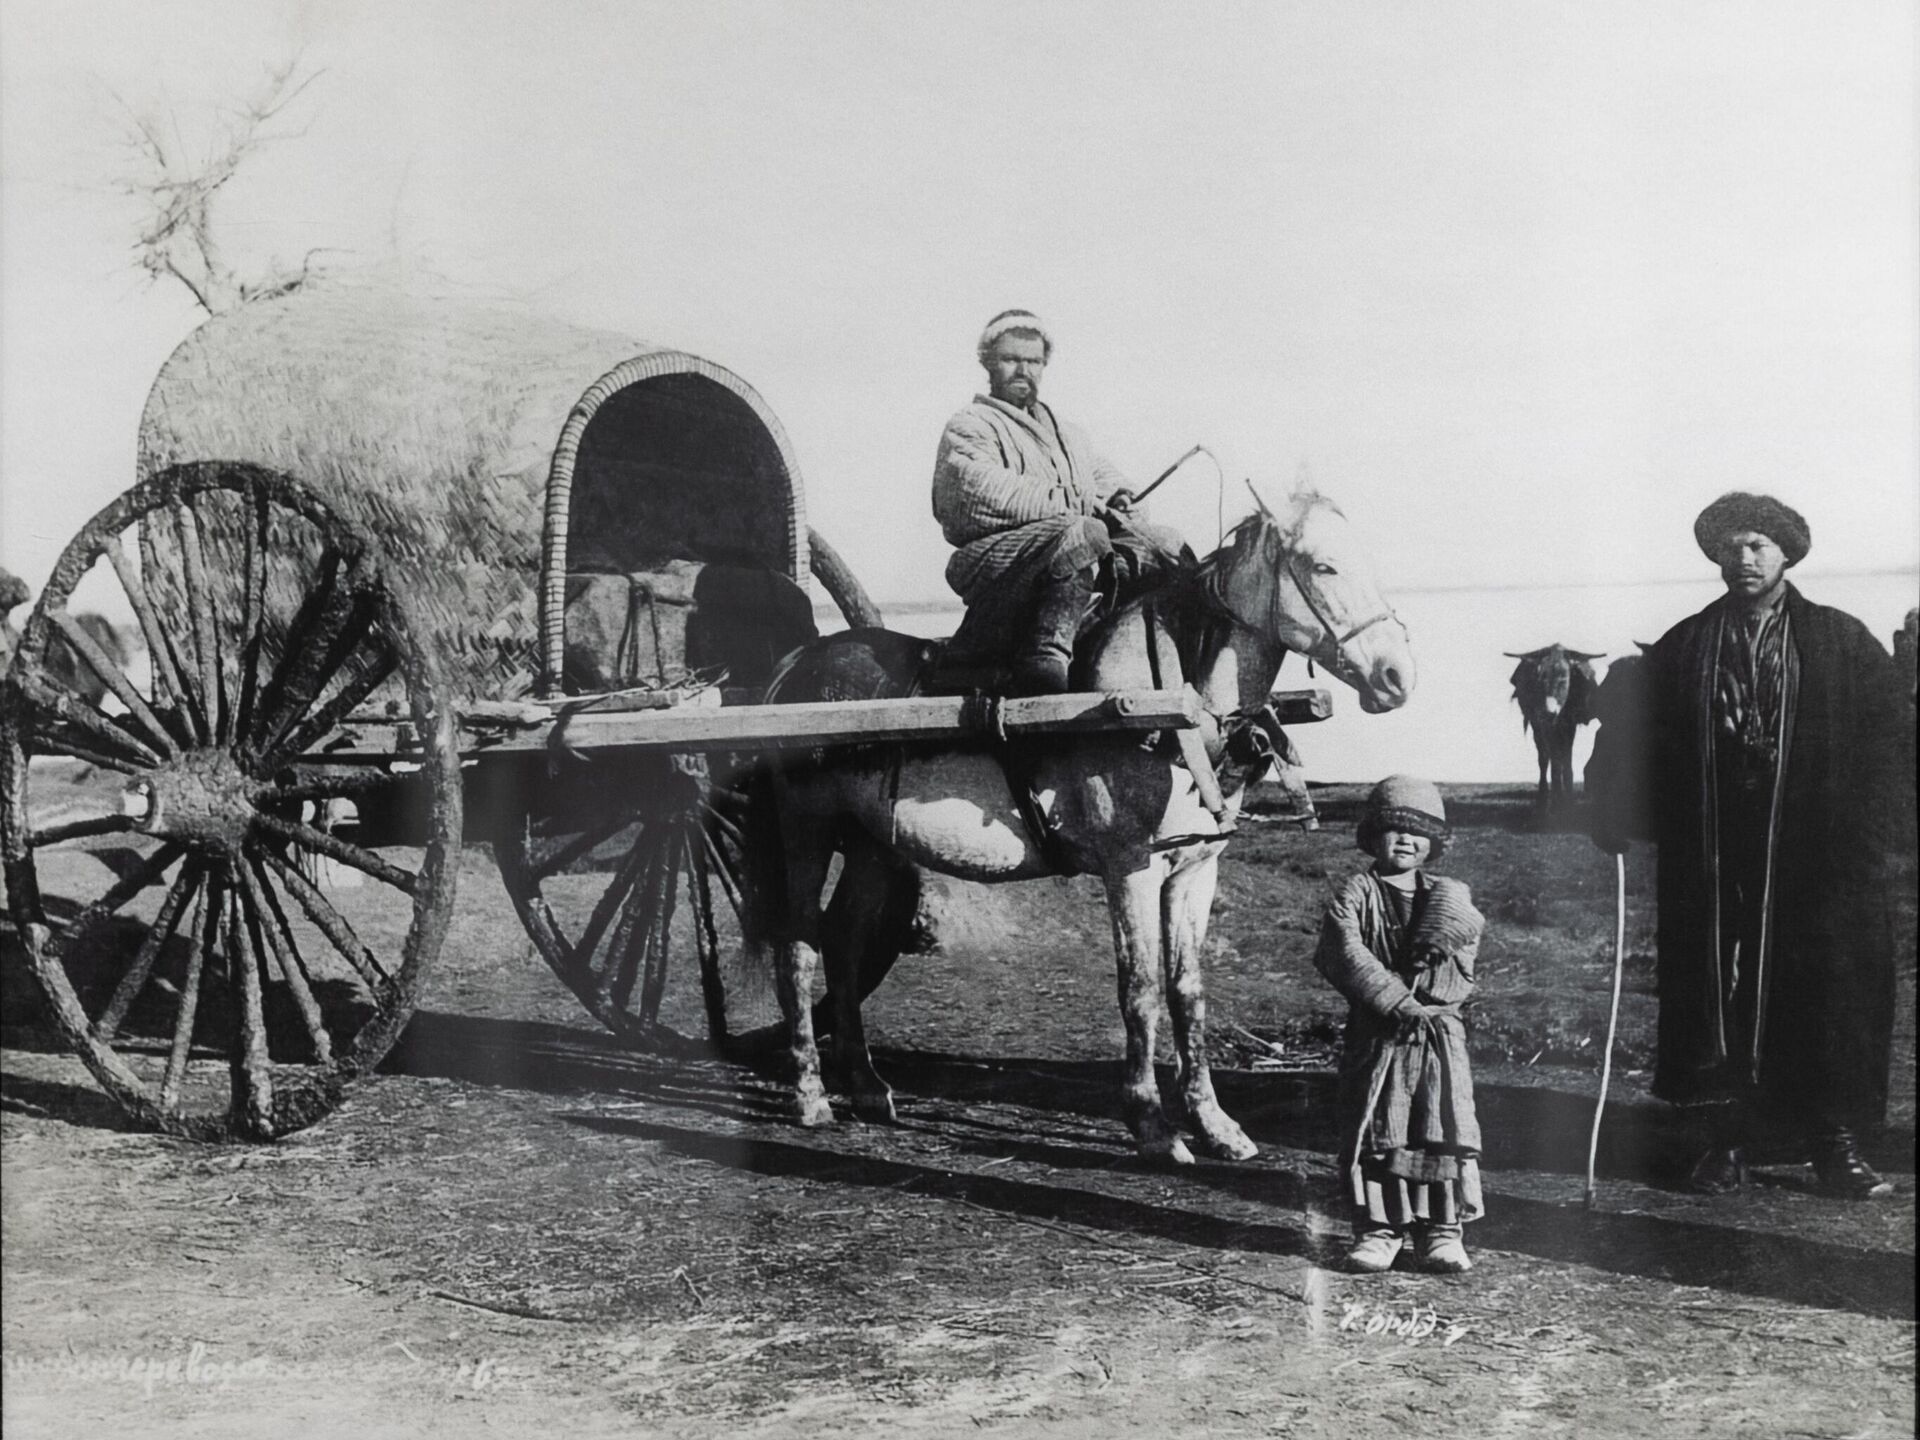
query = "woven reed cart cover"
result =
(0, 283, 883, 1137)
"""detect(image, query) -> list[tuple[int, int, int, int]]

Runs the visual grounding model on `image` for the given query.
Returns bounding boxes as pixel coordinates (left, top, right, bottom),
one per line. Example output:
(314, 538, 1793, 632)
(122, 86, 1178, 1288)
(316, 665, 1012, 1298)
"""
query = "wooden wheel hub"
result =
(138, 748, 260, 848)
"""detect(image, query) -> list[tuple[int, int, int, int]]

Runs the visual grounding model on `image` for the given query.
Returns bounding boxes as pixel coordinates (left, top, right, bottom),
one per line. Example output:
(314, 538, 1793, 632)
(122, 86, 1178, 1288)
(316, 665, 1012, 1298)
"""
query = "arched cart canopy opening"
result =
(137, 282, 811, 699)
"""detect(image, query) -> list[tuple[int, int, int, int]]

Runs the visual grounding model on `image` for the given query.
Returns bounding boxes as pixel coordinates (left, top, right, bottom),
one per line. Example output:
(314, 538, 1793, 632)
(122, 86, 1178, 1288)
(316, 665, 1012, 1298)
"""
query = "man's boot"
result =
(1812, 1127, 1893, 1200)
(1008, 570, 1097, 697)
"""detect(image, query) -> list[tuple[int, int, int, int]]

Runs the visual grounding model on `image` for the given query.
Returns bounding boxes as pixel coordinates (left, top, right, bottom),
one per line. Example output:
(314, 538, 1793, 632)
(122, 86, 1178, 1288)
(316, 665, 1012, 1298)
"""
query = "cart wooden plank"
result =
(303, 687, 1216, 762)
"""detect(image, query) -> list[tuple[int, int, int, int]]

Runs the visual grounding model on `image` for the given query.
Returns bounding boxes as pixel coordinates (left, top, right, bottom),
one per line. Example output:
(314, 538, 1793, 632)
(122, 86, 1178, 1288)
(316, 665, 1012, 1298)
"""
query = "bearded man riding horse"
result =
(738, 312, 1416, 1162)
(934, 309, 1192, 695)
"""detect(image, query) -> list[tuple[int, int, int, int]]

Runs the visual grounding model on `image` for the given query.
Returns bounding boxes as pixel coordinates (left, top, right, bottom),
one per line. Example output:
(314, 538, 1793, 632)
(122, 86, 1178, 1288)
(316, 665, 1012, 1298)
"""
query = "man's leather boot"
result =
(1009, 571, 1096, 697)
(1813, 1127, 1893, 1200)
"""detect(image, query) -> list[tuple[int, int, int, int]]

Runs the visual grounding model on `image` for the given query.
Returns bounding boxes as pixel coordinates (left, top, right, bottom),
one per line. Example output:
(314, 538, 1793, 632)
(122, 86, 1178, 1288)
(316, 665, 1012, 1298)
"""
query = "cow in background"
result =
(1505, 644, 1603, 815)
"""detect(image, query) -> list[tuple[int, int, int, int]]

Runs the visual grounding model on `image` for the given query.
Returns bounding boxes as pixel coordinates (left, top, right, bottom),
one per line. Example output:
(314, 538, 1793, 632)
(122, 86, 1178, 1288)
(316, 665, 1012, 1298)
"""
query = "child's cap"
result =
(1357, 774, 1453, 858)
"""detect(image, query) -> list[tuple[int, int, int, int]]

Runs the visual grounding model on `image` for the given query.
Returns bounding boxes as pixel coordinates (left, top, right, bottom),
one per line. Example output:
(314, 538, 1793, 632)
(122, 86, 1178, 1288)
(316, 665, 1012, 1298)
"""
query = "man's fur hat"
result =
(1694, 492, 1810, 567)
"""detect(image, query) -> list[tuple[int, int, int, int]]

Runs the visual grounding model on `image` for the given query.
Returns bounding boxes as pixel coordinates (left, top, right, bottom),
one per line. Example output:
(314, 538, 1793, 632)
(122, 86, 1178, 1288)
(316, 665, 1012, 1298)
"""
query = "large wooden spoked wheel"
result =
(492, 754, 749, 1053)
(492, 527, 879, 1053)
(0, 462, 461, 1139)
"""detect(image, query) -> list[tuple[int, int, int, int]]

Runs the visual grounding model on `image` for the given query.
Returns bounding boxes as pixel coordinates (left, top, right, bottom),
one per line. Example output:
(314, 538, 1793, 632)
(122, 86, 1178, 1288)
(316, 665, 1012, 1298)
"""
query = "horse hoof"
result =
(1141, 1136, 1196, 1166)
(1205, 1131, 1259, 1162)
(797, 1095, 836, 1128)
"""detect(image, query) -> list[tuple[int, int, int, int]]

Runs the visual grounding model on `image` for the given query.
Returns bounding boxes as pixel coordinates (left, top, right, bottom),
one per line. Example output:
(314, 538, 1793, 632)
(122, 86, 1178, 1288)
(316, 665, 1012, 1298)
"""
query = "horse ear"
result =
(1242, 477, 1278, 521)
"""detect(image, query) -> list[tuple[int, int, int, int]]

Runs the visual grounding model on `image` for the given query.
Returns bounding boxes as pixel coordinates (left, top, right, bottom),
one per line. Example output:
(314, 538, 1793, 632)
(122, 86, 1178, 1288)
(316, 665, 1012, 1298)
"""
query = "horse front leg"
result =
(1104, 860, 1192, 1165)
(1161, 853, 1257, 1160)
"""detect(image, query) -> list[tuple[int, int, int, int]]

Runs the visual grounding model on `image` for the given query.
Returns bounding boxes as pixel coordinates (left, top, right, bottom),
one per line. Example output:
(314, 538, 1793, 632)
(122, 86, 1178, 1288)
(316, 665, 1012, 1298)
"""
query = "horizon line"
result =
(839, 565, 1920, 612)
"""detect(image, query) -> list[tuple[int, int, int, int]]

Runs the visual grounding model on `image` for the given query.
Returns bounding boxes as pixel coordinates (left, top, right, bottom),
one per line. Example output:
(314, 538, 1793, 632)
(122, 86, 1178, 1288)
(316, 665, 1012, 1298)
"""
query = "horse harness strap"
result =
(1138, 601, 1240, 852)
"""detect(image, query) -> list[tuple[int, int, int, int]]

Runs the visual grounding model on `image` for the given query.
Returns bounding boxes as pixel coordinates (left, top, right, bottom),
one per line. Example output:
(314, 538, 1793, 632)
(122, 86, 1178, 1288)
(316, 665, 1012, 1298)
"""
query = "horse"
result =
(736, 484, 1414, 1164)
(1504, 643, 1602, 814)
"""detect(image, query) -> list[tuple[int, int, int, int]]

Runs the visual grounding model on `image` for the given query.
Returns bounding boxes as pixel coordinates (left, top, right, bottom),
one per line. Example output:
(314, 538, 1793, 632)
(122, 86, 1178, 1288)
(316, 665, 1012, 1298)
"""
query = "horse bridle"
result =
(1204, 511, 1402, 690)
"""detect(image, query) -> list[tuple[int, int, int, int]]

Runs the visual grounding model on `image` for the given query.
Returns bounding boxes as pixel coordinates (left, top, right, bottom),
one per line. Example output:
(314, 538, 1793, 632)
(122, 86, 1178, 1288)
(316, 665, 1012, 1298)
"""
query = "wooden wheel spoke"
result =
(232, 480, 272, 741)
(689, 827, 729, 1042)
(702, 803, 746, 849)
(259, 846, 391, 991)
(698, 824, 746, 920)
(636, 828, 684, 1020)
(48, 843, 184, 960)
(134, 510, 213, 743)
(30, 813, 139, 847)
(576, 837, 651, 969)
(224, 885, 275, 1135)
(173, 500, 226, 742)
(105, 536, 190, 722)
(530, 811, 640, 883)
(158, 880, 217, 1110)
(252, 812, 417, 894)
(271, 766, 413, 805)
(16, 673, 163, 769)
(27, 734, 150, 777)
(603, 836, 668, 1011)
(252, 578, 374, 761)
(249, 547, 345, 752)
(262, 639, 396, 767)
(48, 609, 179, 758)
(236, 855, 332, 1065)
(94, 860, 203, 1043)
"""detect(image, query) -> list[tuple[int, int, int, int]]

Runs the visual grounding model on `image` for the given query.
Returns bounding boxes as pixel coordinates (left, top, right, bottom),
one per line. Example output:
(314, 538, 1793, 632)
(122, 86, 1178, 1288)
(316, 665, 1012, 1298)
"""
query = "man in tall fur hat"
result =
(1588, 493, 1910, 1198)
(931, 310, 1189, 694)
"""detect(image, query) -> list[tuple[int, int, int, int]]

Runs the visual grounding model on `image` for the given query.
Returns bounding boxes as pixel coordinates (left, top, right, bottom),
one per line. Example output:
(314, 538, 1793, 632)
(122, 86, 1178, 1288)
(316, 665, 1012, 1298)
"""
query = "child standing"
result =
(1313, 775, 1485, 1274)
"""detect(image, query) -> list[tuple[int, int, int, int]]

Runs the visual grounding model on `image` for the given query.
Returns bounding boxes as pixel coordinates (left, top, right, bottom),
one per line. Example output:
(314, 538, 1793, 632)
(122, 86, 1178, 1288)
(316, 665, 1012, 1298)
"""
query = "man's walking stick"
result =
(1585, 851, 1628, 1210)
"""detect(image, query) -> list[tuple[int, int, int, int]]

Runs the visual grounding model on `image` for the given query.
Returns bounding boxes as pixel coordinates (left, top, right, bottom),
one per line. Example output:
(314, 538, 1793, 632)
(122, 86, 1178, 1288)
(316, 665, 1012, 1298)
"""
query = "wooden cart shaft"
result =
(295, 686, 1333, 764)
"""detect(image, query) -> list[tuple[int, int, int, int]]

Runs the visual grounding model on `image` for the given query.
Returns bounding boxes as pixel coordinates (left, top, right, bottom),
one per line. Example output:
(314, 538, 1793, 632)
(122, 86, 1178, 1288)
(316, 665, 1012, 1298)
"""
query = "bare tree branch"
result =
(116, 56, 327, 315)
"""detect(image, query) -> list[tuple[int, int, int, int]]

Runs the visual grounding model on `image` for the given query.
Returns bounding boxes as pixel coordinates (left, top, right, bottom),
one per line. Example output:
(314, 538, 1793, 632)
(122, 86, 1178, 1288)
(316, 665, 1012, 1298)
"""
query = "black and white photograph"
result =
(2, 3, 1914, 1436)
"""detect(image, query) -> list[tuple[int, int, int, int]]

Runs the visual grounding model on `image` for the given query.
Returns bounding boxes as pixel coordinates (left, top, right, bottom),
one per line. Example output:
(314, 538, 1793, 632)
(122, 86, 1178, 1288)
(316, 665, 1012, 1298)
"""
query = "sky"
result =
(1, 0, 1916, 776)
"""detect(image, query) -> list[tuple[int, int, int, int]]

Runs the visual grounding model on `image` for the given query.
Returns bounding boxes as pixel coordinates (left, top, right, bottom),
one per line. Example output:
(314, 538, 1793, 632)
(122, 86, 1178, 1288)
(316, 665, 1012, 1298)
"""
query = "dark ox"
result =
(1505, 643, 1603, 811)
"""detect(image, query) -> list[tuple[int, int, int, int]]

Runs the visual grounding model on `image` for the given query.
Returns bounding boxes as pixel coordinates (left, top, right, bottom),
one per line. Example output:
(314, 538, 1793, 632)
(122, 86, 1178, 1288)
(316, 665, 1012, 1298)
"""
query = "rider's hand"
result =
(1103, 488, 1135, 513)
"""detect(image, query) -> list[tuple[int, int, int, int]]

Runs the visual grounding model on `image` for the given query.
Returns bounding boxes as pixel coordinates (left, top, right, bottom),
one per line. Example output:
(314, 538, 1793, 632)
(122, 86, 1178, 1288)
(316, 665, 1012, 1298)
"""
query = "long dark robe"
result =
(1592, 583, 1908, 1126)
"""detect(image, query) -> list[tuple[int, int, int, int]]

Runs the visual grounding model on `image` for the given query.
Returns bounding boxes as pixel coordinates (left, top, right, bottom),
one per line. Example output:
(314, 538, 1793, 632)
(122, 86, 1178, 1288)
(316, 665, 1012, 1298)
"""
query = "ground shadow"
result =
(8, 1001, 1910, 1320)
(0, 1067, 131, 1133)
(564, 1111, 1914, 1322)
(567, 1110, 1347, 1273)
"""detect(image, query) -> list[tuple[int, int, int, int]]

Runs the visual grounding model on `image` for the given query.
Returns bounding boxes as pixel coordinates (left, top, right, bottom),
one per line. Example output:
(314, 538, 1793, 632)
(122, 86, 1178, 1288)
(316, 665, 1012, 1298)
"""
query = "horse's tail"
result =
(730, 760, 787, 957)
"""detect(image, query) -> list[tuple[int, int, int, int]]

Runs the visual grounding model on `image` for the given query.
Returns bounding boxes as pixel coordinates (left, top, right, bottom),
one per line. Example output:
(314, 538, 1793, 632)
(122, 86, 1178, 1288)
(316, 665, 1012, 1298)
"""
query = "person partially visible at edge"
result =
(1313, 776, 1486, 1275)
(0, 566, 29, 675)
(931, 309, 1189, 695)
(1587, 492, 1911, 1200)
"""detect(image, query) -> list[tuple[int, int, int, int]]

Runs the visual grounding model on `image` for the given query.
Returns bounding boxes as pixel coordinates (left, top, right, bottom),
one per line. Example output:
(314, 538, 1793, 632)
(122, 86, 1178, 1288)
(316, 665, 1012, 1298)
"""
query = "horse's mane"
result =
(1191, 484, 1340, 592)
(1086, 485, 1338, 678)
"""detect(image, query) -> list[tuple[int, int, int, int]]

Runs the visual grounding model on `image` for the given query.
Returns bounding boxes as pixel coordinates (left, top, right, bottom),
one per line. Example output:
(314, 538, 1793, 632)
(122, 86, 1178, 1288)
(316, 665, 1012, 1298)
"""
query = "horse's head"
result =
(1203, 485, 1415, 713)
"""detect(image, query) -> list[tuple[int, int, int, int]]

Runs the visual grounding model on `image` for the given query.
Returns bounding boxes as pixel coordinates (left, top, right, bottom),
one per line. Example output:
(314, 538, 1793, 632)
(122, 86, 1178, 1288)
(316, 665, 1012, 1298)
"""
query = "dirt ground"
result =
(3, 773, 1914, 1439)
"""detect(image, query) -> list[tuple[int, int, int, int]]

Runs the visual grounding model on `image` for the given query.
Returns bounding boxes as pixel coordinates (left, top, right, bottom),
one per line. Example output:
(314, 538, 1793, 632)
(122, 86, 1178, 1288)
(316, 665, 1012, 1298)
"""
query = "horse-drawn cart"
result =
(1, 286, 1217, 1139)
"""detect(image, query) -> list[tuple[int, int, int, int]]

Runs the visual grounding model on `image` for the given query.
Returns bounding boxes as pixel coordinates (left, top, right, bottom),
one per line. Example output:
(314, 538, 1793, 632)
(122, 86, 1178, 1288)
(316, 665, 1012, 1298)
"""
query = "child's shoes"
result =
(1417, 1224, 1472, 1274)
(1344, 1228, 1405, 1273)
